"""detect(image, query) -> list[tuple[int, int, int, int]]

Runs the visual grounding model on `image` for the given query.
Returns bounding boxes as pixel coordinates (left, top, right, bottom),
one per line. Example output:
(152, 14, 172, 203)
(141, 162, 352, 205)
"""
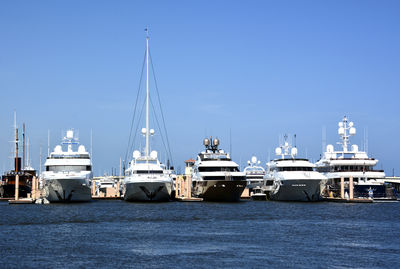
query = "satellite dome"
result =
(150, 129, 155, 135)
(275, 147, 282, 156)
(213, 138, 220, 146)
(351, 144, 358, 152)
(203, 138, 210, 147)
(338, 127, 344, 135)
(349, 122, 354, 127)
(133, 150, 141, 159)
(251, 156, 257, 163)
(291, 147, 298, 156)
(349, 127, 356, 135)
(326, 144, 334, 153)
(54, 145, 62, 153)
(66, 130, 74, 139)
(150, 150, 158, 159)
(338, 122, 343, 127)
(141, 128, 147, 135)
(78, 145, 86, 153)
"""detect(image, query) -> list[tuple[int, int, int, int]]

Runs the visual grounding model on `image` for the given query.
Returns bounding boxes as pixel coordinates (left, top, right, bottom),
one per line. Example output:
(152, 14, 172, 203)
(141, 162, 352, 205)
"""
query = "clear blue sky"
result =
(1, 0, 399, 176)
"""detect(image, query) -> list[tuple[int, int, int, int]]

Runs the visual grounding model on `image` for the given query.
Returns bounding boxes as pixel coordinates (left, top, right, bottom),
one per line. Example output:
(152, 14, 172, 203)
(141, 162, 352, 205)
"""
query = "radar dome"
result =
(338, 127, 344, 135)
(78, 145, 86, 153)
(150, 129, 155, 135)
(133, 150, 141, 159)
(66, 130, 74, 139)
(213, 138, 219, 146)
(351, 144, 358, 152)
(251, 156, 257, 163)
(275, 147, 282, 156)
(291, 147, 298, 156)
(349, 127, 356, 135)
(203, 138, 210, 147)
(54, 145, 62, 153)
(141, 128, 147, 135)
(326, 144, 334, 153)
(150, 150, 158, 159)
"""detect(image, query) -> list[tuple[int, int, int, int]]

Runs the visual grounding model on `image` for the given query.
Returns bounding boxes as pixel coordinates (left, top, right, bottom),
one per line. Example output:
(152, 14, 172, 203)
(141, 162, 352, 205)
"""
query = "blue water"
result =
(1, 200, 400, 268)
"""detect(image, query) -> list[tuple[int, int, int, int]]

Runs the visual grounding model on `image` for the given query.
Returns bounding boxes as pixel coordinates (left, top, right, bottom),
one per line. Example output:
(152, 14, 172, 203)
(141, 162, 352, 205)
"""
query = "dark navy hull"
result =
(193, 180, 246, 202)
(268, 179, 322, 202)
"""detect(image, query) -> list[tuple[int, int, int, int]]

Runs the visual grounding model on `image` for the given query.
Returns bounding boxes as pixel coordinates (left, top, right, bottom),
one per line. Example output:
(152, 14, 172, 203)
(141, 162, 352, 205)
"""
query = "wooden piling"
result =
(340, 177, 344, 199)
(15, 174, 19, 201)
(349, 176, 354, 200)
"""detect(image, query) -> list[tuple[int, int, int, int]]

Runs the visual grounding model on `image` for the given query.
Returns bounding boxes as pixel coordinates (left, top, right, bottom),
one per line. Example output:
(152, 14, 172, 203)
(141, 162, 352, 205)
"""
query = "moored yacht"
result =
(265, 136, 325, 201)
(123, 31, 173, 202)
(191, 137, 247, 202)
(315, 116, 391, 199)
(243, 156, 266, 194)
(42, 130, 92, 202)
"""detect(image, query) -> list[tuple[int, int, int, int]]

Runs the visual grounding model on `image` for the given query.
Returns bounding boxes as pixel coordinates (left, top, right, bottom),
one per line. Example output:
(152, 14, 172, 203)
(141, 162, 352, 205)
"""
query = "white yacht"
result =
(243, 156, 266, 192)
(191, 137, 247, 202)
(315, 116, 389, 199)
(265, 136, 325, 201)
(42, 130, 92, 202)
(123, 32, 173, 202)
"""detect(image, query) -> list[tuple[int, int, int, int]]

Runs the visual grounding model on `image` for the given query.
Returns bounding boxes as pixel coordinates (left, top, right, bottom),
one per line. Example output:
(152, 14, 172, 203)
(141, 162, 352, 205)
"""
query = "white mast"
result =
(145, 28, 150, 158)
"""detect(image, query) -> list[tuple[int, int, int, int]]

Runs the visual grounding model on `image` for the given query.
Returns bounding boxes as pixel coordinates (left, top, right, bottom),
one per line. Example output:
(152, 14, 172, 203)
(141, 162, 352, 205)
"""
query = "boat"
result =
(265, 135, 325, 201)
(191, 137, 247, 202)
(123, 31, 174, 202)
(1, 119, 35, 199)
(42, 130, 92, 202)
(315, 116, 395, 200)
(243, 156, 266, 194)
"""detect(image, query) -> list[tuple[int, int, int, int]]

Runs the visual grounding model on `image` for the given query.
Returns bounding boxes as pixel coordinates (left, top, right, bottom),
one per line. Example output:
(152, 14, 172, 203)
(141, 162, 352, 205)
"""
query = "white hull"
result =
(124, 181, 172, 202)
(44, 178, 91, 202)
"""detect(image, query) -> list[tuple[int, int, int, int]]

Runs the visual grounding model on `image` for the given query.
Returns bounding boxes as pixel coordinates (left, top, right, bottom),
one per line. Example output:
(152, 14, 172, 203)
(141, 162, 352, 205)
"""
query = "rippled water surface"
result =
(1, 200, 400, 268)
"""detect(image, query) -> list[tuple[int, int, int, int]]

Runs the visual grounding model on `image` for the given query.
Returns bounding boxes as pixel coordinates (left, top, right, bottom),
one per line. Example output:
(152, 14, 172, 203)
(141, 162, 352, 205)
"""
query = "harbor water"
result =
(1, 200, 400, 268)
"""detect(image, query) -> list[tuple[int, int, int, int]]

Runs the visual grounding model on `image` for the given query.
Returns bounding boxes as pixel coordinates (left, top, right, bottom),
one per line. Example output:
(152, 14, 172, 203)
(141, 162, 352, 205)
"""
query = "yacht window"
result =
(199, 167, 239, 172)
(278, 167, 313, 171)
(46, 165, 88, 172)
(134, 170, 163, 174)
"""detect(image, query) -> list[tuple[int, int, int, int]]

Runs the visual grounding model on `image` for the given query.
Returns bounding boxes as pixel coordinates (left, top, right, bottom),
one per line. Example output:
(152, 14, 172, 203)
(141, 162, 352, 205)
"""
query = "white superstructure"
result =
(123, 31, 173, 202)
(315, 116, 387, 198)
(42, 130, 92, 202)
(244, 156, 266, 191)
(191, 138, 247, 202)
(265, 136, 325, 201)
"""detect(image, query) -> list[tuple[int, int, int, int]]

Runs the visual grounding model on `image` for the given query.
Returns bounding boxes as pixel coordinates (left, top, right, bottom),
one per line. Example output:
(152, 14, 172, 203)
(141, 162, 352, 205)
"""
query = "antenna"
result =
(229, 128, 232, 157)
(322, 125, 326, 154)
(294, 134, 297, 148)
(47, 130, 50, 156)
(90, 129, 93, 157)
(23, 123, 25, 171)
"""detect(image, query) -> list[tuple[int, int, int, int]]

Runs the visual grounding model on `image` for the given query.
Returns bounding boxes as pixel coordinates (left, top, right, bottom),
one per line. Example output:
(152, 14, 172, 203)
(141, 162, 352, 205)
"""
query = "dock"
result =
(175, 175, 202, 202)
(323, 197, 373, 203)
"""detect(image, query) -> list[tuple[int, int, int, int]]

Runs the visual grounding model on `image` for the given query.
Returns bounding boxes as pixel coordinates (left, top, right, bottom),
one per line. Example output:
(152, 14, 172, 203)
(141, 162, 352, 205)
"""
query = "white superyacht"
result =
(265, 136, 325, 201)
(191, 137, 247, 202)
(42, 130, 92, 202)
(315, 116, 389, 199)
(123, 32, 173, 202)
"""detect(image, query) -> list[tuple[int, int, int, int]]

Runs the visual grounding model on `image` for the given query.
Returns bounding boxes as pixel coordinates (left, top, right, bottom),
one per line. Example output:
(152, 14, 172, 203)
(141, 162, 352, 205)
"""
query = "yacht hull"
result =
(44, 178, 91, 202)
(268, 179, 322, 202)
(193, 180, 246, 202)
(124, 182, 172, 202)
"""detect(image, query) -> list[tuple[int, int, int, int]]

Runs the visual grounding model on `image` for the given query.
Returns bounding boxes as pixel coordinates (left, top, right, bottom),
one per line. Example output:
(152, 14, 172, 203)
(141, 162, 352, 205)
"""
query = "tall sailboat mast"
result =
(145, 29, 150, 157)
